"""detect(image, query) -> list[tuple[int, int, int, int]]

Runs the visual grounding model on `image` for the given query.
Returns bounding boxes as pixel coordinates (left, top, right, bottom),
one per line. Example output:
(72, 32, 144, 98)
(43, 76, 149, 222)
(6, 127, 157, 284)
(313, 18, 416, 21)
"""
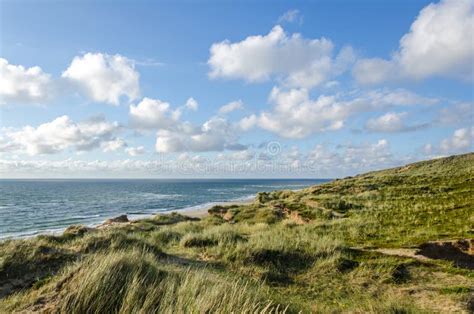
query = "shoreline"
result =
(0, 180, 327, 241)
(0, 196, 256, 241)
(1, 183, 319, 241)
(174, 197, 255, 218)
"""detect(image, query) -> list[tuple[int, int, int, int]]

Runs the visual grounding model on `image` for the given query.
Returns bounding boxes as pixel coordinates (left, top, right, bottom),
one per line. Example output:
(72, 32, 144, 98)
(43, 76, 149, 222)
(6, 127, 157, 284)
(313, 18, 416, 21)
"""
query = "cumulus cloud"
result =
(0, 139, 405, 178)
(354, 0, 474, 83)
(129, 97, 181, 130)
(300, 139, 425, 177)
(101, 138, 127, 152)
(0, 115, 123, 155)
(185, 97, 199, 111)
(62, 52, 140, 105)
(365, 112, 429, 133)
(238, 114, 258, 131)
(154, 130, 186, 153)
(423, 127, 473, 155)
(307, 139, 395, 174)
(125, 146, 146, 156)
(127, 97, 247, 153)
(0, 58, 53, 104)
(219, 100, 244, 114)
(440, 127, 473, 152)
(247, 87, 436, 138)
(154, 116, 243, 153)
(0, 139, 430, 178)
(257, 87, 347, 138)
(208, 25, 355, 88)
(366, 112, 408, 132)
(353, 58, 397, 85)
(0, 53, 143, 106)
(129, 97, 204, 131)
(217, 149, 255, 161)
(422, 143, 435, 155)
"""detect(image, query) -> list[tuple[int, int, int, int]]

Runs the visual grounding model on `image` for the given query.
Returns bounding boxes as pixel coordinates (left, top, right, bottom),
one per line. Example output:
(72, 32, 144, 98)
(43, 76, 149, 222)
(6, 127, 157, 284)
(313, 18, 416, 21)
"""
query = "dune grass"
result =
(0, 153, 473, 312)
(2, 249, 285, 313)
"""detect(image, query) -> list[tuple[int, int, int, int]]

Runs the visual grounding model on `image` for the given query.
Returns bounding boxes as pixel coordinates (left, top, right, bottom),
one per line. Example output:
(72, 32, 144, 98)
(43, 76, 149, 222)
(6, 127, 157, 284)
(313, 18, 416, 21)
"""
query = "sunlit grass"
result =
(0, 153, 472, 312)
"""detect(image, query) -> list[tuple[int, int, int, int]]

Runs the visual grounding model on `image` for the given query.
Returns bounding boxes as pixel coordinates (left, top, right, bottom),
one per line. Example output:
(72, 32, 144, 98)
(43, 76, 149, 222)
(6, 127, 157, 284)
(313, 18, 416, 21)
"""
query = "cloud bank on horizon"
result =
(0, 0, 473, 177)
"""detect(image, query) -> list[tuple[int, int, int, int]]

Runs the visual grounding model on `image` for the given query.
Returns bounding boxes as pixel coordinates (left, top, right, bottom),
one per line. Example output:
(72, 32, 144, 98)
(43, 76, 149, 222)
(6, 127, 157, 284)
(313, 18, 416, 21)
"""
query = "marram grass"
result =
(0, 153, 473, 313)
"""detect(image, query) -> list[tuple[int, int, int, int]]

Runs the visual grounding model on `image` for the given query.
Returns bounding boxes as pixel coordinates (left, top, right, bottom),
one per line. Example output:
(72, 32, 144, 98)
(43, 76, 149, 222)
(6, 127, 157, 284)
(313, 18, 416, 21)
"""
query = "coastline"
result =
(174, 197, 255, 218)
(1, 179, 326, 241)
(1, 154, 471, 312)
(0, 196, 256, 241)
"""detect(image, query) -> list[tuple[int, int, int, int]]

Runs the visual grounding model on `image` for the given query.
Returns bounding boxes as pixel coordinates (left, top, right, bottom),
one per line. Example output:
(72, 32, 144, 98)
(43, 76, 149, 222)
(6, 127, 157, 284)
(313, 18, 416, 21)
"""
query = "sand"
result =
(176, 198, 255, 218)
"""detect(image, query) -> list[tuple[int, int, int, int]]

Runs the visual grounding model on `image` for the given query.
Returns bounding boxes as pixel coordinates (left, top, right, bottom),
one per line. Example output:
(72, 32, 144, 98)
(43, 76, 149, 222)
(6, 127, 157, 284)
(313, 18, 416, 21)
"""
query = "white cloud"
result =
(155, 130, 187, 153)
(129, 97, 180, 130)
(436, 102, 473, 125)
(422, 127, 473, 156)
(278, 9, 303, 24)
(238, 114, 258, 131)
(352, 58, 396, 85)
(125, 146, 146, 156)
(354, 0, 474, 83)
(398, 0, 474, 80)
(217, 149, 255, 161)
(62, 52, 140, 105)
(134, 59, 165, 67)
(365, 112, 427, 133)
(306, 139, 398, 175)
(208, 25, 355, 88)
(257, 87, 347, 138)
(0, 115, 123, 155)
(423, 143, 435, 155)
(219, 100, 244, 114)
(248, 87, 437, 138)
(127, 96, 247, 153)
(360, 88, 439, 107)
(154, 116, 243, 153)
(339, 139, 393, 167)
(324, 80, 340, 89)
(0, 139, 424, 178)
(247, 138, 409, 177)
(366, 112, 408, 132)
(440, 127, 473, 152)
(0, 159, 165, 178)
(185, 97, 199, 111)
(0, 58, 53, 104)
(101, 138, 127, 152)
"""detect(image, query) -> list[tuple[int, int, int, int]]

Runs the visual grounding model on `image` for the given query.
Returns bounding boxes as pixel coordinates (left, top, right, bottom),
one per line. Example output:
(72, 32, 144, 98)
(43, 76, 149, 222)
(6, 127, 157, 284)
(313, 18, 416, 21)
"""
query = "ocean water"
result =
(0, 179, 329, 239)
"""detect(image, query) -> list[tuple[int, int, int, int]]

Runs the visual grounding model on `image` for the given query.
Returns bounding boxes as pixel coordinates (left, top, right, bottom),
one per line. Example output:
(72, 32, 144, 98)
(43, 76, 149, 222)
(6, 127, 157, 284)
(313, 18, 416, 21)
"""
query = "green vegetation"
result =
(1, 153, 473, 313)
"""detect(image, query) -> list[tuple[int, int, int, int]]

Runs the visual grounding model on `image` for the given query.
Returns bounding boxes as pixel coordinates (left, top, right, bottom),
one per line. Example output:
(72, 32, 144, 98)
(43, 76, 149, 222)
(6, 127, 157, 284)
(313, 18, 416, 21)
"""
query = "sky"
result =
(0, 0, 473, 178)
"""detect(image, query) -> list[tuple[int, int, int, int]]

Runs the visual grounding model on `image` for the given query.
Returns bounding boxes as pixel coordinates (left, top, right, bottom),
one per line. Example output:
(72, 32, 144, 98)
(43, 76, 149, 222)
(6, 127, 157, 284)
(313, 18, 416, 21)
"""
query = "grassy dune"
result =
(0, 153, 473, 313)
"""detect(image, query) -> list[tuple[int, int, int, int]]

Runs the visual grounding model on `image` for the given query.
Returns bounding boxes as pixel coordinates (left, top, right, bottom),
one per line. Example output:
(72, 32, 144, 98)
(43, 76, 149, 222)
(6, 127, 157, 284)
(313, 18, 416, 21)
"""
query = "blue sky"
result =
(0, 0, 473, 178)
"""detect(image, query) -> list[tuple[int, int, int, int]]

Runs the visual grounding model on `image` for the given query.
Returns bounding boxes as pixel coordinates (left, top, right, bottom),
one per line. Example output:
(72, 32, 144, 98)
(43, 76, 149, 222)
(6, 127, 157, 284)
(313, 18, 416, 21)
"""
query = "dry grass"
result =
(1, 153, 473, 313)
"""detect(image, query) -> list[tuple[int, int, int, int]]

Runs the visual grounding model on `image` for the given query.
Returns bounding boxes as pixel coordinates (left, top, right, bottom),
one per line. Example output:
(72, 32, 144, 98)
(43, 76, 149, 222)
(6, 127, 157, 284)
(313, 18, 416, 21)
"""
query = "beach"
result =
(0, 179, 324, 240)
(175, 198, 255, 218)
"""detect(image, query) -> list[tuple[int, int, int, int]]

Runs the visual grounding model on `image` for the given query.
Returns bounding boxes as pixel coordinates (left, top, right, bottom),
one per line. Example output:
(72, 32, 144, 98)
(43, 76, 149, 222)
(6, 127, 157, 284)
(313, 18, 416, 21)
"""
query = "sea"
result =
(0, 179, 329, 240)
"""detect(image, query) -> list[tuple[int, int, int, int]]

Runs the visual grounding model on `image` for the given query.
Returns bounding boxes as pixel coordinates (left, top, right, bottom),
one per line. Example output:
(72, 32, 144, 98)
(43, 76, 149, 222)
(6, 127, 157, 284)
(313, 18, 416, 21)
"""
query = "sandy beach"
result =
(175, 198, 255, 218)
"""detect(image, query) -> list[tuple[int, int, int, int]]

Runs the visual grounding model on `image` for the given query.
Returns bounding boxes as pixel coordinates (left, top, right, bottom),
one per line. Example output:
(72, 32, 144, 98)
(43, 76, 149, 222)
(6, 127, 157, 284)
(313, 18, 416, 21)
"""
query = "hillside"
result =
(0, 153, 473, 313)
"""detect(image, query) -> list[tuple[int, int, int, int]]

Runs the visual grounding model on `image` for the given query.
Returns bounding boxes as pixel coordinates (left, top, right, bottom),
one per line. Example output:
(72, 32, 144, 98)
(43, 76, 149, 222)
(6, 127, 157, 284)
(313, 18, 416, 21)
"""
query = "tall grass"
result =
(1, 153, 473, 313)
(2, 250, 286, 313)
